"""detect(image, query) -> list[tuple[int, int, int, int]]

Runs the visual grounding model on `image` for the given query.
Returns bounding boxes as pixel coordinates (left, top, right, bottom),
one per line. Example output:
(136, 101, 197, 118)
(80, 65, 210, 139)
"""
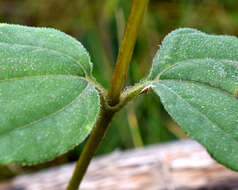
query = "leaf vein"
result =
(155, 82, 238, 144)
(0, 82, 90, 136)
(0, 41, 88, 76)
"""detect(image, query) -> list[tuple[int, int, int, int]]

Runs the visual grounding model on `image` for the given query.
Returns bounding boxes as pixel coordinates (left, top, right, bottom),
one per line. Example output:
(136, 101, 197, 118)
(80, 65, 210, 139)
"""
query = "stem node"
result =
(66, 1, 149, 189)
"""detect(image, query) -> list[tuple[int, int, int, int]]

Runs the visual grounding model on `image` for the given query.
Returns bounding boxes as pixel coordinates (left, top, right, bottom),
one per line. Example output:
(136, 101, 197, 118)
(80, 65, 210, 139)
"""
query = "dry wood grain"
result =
(1, 139, 238, 190)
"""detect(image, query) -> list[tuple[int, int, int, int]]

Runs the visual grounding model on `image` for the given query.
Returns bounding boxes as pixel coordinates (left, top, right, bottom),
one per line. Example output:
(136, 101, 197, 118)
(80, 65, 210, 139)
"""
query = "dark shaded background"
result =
(0, 0, 238, 181)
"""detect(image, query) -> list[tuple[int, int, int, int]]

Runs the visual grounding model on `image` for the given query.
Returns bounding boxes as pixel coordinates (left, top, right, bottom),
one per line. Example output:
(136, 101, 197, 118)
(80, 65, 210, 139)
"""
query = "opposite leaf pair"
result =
(0, 24, 237, 172)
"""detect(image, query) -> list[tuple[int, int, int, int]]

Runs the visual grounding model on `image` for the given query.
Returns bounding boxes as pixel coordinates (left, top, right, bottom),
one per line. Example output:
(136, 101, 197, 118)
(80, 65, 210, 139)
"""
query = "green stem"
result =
(66, 99, 116, 190)
(108, 0, 149, 106)
(66, 81, 150, 190)
(66, 0, 150, 189)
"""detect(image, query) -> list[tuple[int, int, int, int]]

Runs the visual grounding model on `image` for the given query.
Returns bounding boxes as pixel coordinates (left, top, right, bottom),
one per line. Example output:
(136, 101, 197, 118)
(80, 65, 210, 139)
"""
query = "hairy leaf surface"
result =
(0, 23, 92, 77)
(0, 24, 99, 164)
(149, 28, 238, 170)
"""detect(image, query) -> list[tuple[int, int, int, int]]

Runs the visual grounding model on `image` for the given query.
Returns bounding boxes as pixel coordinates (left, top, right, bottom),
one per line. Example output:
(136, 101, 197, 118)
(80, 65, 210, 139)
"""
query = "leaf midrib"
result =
(0, 41, 88, 76)
(155, 81, 238, 145)
(155, 58, 238, 81)
(153, 78, 235, 98)
(0, 74, 87, 83)
(0, 77, 90, 137)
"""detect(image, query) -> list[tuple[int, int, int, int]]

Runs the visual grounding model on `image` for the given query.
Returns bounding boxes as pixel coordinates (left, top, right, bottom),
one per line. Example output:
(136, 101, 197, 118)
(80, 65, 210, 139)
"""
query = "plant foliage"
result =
(0, 24, 238, 172)
(148, 28, 238, 170)
(0, 24, 99, 164)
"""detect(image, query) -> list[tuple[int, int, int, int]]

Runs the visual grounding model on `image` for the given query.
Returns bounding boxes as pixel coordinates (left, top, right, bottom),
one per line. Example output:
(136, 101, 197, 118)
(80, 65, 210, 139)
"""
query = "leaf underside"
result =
(0, 24, 99, 164)
(149, 28, 238, 171)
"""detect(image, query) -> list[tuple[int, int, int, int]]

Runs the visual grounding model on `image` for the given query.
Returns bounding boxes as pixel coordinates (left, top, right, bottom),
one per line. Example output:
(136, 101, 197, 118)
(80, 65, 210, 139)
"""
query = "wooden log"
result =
(1, 139, 238, 190)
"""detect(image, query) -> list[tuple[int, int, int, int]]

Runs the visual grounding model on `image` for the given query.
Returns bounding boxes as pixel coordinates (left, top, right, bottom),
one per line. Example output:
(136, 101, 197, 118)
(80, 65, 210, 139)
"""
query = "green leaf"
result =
(149, 28, 238, 170)
(0, 23, 92, 77)
(0, 23, 100, 164)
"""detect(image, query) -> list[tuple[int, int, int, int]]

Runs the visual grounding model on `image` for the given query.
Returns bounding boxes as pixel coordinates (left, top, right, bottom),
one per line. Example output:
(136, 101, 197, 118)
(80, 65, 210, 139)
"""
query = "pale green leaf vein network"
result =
(0, 74, 86, 84)
(0, 23, 99, 164)
(149, 28, 238, 80)
(152, 78, 235, 98)
(0, 78, 100, 164)
(146, 27, 238, 171)
(151, 80, 238, 170)
(155, 58, 238, 80)
(152, 81, 237, 143)
(0, 80, 89, 137)
(0, 41, 88, 76)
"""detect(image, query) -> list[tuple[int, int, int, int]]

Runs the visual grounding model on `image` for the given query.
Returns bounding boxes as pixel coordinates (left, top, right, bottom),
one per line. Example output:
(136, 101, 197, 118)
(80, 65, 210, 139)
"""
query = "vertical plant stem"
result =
(108, 0, 149, 106)
(66, 105, 115, 190)
(66, 0, 149, 189)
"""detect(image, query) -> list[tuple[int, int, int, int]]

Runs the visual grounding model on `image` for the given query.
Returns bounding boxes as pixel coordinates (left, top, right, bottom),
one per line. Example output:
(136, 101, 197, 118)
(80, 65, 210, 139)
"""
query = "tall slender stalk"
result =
(108, 0, 149, 106)
(66, 102, 116, 190)
(66, 1, 149, 189)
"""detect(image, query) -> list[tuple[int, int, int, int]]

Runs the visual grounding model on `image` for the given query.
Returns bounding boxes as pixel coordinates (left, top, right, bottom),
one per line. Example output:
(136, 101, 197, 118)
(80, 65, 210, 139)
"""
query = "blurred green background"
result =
(1, 0, 238, 181)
